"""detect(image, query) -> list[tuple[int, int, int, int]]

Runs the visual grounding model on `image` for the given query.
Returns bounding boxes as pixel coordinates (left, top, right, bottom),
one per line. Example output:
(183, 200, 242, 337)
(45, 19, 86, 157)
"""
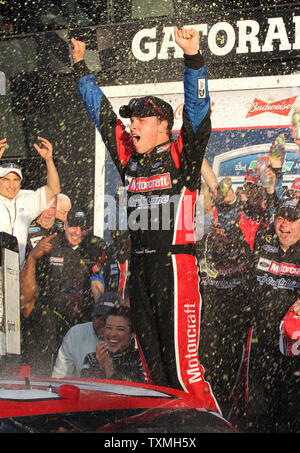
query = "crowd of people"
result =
(197, 134, 300, 432)
(0, 26, 299, 433)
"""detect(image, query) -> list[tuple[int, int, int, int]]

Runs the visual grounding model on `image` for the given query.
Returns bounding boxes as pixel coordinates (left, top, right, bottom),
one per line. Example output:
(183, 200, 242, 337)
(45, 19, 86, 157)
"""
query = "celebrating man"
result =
(71, 27, 219, 413)
(0, 136, 60, 267)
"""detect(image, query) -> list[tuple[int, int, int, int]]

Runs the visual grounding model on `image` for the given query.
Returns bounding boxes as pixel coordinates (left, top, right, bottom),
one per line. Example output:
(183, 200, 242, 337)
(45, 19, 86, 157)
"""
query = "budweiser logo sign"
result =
(174, 103, 183, 120)
(128, 173, 172, 192)
(246, 96, 297, 118)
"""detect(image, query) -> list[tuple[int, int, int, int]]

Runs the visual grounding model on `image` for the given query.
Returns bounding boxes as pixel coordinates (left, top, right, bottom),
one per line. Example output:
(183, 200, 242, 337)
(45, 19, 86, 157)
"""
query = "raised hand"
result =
(174, 26, 199, 55)
(0, 137, 7, 158)
(96, 341, 114, 378)
(30, 233, 57, 261)
(71, 38, 86, 63)
(33, 136, 53, 162)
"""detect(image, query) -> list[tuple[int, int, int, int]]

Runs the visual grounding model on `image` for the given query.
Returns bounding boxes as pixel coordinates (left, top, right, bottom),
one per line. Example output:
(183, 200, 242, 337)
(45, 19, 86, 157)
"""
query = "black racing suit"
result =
(197, 227, 251, 419)
(80, 339, 145, 383)
(74, 52, 220, 413)
(196, 193, 268, 421)
(240, 222, 300, 432)
(26, 217, 64, 255)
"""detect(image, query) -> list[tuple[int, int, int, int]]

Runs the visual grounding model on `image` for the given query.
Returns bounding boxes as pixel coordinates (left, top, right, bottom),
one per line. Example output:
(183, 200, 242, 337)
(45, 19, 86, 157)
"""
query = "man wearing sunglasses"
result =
(71, 27, 220, 413)
(0, 136, 60, 267)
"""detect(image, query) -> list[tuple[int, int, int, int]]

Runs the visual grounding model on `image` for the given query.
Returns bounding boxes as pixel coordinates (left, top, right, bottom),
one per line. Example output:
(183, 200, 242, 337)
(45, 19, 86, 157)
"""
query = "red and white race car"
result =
(0, 370, 236, 434)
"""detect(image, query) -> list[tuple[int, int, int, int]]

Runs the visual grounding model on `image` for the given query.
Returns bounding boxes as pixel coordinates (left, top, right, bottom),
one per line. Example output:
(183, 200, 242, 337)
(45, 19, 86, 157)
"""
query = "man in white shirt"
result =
(52, 292, 125, 378)
(0, 136, 60, 267)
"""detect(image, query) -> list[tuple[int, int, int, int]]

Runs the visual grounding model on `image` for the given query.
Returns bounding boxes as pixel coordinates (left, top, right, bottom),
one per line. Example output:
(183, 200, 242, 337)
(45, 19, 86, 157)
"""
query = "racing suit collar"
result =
(153, 139, 172, 154)
(280, 238, 300, 255)
(135, 140, 172, 158)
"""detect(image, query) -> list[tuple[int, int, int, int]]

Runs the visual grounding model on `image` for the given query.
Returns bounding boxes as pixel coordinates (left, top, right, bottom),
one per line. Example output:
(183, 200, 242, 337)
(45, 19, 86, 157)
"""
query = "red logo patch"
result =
(269, 261, 300, 276)
(128, 173, 172, 192)
(246, 96, 297, 118)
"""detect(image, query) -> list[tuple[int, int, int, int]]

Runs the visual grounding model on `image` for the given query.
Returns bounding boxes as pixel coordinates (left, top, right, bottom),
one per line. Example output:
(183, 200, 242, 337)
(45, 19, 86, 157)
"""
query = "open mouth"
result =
(131, 134, 140, 144)
(279, 229, 291, 239)
(107, 339, 120, 350)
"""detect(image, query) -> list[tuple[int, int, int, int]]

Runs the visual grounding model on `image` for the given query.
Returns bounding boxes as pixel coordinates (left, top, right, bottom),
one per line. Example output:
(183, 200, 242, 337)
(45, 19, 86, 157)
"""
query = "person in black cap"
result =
(71, 27, 220, 413)
(64, 208, 88, 246)
(52, 292, 125, 378)
(119, 95, 174, 140)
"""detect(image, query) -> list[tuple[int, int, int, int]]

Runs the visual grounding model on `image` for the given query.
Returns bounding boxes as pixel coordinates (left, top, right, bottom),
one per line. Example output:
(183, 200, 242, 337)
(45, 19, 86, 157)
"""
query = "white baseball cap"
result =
(0, 163, 22, 179)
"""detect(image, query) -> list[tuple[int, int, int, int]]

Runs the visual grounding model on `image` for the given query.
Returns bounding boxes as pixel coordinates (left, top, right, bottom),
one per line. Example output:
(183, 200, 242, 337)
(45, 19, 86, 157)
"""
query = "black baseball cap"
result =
(92, 292, 125, 317)
(276, 198, 300, 222)
(67, 209, 87, 228)
(119, 96, 174, 130)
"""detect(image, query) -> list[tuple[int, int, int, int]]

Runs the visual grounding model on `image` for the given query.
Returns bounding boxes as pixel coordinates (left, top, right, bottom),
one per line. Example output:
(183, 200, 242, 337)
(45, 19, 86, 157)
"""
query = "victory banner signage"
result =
(131, 14, 300, 62)
(91, 7, 300, 84)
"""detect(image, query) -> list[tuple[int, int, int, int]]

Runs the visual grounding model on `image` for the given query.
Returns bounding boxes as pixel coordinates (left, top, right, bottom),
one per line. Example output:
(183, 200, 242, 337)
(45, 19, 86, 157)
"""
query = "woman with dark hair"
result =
(80, 306, 145, 383)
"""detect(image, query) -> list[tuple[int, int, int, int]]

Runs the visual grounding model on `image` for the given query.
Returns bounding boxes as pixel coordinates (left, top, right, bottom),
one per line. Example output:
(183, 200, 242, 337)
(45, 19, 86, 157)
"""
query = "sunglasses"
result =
(128, 97, 167, 122)
(0, 162, 21, 169)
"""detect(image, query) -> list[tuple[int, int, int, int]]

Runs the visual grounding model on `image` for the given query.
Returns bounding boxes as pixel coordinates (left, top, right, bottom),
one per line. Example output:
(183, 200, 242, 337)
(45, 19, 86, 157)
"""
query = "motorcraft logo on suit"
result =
(128, 173, 172, 192)
(257, 257, 300, 276)
(269, 261, 300, 276)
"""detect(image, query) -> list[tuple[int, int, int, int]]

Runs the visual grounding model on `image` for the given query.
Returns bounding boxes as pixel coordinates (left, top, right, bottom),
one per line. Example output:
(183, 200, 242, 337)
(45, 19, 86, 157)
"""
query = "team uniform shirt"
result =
(21, 232, 106, 376)
(197, 234, 250, 295)
(80, 339, 145, 383)
(27, 217, 64, 251)
(241, 222, 300, 432)
(0, 187, 48, 267)
(74, 53, 221, 414)
(248, 226, 300, 342)
(35, 232, 106, 313)
(194, 195, 266, 418)
(52, 322, 100, 378)
(196, 231, 251, 417)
